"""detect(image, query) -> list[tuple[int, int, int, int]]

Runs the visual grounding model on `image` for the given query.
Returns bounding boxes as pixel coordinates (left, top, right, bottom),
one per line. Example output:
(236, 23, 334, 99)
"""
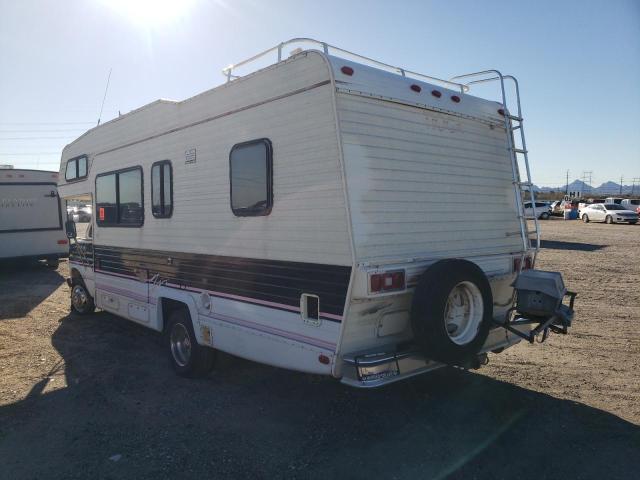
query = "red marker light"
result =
(410, 84, 422, 93)
(57, 239, 68, 245)
(318, 354, 330, 365)
(451, 95, 461, 103)
(431, 90, 442, 98)
(341, 66, 354, 76)
(498, 108, 505, 116)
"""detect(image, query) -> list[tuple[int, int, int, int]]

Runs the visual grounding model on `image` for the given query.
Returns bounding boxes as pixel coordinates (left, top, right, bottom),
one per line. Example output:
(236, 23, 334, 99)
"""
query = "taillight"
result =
(57, 239, 68, 245)
(369, 270, 405, 294)
(514, 256, 533, 272)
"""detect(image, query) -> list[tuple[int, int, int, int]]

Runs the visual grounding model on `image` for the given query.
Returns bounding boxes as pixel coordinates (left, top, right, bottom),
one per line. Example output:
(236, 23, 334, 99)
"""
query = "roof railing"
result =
(221, 37, 468, 93)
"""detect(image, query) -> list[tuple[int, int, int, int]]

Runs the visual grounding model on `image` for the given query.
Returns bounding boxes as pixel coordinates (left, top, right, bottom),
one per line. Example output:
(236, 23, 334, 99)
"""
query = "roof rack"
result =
(221, 37, 468, 93)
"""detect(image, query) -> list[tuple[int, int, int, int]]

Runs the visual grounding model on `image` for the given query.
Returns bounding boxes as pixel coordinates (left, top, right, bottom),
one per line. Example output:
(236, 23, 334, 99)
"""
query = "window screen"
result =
(65, 155, 88, 181)
(151, 160, 173, 218)
(229, 139, 273, 216)
(95, 167, 143, 226)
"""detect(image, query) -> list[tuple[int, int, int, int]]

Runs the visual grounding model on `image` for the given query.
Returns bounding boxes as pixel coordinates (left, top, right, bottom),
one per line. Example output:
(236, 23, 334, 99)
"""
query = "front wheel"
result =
(605, 215, 613, 224)
(629, 221, 637, 225)
(540, 212, 550, 220)
(71, 281, 95, 315)
(167, 309, 215, 377)
(582, 214, 589, 223)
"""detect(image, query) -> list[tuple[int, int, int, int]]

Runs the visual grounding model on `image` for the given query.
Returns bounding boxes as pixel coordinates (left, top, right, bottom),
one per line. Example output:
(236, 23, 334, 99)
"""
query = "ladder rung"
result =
(508, 115, 523, 121)
(512, 148, 528, 154)
(516, 181, 532, 186)
(512, 125, 521, 130)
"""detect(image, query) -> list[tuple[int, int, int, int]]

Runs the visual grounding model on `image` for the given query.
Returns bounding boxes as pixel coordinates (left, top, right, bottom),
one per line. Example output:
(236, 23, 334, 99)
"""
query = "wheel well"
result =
(69, 268, 83, 285)
(160, 298, 190, 332)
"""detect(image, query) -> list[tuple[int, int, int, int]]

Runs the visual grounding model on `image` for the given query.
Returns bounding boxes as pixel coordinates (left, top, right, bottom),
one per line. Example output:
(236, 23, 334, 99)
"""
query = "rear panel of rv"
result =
(328, 57, 525, 357)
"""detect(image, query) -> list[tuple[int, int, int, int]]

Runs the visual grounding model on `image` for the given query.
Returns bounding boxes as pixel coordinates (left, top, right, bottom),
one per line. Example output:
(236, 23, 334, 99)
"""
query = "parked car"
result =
(523, 201, 551, 220)
(550, 200, 564, 215)
(581, 203, 638, 224)
(605, 197, 623, 205)
(72, 205, 92, 223)
(621, 199, 640, 214)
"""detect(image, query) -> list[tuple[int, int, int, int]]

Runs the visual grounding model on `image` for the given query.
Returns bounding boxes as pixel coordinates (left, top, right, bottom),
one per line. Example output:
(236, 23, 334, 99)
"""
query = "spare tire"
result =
(411, 259, 493, 363)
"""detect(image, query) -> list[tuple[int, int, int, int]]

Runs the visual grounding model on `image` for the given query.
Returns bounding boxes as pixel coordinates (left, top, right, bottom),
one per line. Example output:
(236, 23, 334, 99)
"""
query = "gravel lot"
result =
(1, 219, 638, 479)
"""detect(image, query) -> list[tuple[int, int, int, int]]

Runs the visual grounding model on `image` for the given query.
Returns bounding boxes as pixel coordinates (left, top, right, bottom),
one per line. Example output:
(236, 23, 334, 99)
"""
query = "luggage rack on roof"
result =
(221, 37, 467, 92)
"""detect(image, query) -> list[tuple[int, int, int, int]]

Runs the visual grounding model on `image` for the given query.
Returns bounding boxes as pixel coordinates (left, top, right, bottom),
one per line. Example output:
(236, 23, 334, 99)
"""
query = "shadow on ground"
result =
(0, 261, 65, 320)
(1, 311, 638, 479)
(540, 239, 606, 252)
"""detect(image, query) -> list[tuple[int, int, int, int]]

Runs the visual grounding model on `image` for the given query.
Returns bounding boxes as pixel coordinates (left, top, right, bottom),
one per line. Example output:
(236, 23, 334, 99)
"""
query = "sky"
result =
(1, 0, 638, 188)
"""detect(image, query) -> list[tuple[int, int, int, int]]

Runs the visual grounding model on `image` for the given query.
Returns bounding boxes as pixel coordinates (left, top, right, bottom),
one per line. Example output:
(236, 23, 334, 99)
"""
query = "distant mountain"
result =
(531, 179, 637, 195)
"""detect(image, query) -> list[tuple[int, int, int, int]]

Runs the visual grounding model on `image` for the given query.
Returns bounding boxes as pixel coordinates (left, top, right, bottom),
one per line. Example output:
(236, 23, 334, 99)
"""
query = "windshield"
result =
(605, 204, 627, 211)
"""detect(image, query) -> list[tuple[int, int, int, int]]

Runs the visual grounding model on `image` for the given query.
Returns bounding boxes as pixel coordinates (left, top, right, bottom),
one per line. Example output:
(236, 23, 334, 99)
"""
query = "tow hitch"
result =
(496, 270, 576, 344)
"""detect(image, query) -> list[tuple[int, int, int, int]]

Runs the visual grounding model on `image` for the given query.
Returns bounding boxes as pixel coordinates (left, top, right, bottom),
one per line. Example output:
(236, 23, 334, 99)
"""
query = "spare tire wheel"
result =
(411, 259, 493, 363)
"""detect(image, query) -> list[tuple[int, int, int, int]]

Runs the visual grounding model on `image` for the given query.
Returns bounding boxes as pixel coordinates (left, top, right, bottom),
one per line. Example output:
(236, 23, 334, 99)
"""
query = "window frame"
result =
(94, 166, 144, 228)
(65, 154, 89, 182)
(229, 138, 273, 217)
(151, 160, 173, 219)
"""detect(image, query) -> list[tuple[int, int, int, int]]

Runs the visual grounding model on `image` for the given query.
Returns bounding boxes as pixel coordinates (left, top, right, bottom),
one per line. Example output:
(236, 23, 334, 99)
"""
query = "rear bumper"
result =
(339, 325, 527, 388)
(0, 252, 68, 262)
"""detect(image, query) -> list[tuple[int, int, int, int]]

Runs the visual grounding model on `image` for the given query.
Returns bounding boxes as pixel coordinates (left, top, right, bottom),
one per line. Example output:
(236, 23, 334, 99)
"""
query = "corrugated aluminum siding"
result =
(337, 93, 524, 264)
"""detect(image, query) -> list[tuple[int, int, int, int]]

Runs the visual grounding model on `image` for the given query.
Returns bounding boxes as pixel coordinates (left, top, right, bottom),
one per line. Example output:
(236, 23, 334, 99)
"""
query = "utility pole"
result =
(565, 169, 569, 195)
(581, 170, 593, 196)
(632, 178, 640, 196)
(619, 175, 624, 196)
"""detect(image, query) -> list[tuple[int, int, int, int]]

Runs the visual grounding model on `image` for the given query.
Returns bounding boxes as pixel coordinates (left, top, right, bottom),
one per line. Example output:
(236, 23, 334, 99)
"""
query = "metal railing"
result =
(451, 70, 541, 260)
(221, 37, 467, 93)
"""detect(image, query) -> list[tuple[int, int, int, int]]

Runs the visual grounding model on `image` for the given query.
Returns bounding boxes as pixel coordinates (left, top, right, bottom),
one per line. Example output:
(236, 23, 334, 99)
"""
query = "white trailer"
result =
(1, 168, 68, 266)
(57, 39, 573, 387)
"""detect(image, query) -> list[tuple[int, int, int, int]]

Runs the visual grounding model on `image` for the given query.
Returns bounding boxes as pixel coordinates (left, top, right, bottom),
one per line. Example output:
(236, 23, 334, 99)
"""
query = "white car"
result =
(523, 201, 551, 220)
(581, 203, 638, 224)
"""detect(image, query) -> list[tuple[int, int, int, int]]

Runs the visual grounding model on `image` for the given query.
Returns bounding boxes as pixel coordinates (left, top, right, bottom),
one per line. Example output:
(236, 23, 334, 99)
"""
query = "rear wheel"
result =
(411, 259, 493, 363)
(582, 214, 589, 223)
(167, 308, 215, 377)
(605, 215, 613, 224)
(45, 257, 59, 268)
(540, 212, 550, 220)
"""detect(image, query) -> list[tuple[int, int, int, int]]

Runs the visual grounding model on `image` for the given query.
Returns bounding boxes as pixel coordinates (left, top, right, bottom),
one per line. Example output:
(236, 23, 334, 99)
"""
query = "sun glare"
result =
(101, 0, 197, 27)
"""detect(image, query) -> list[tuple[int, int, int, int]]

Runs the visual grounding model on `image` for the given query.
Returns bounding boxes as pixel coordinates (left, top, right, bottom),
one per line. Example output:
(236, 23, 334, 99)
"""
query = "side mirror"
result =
(65, 219, 77, 239)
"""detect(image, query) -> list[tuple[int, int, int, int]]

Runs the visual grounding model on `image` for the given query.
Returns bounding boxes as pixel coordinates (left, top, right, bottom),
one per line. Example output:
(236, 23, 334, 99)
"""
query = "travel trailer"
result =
(1, 168, 68, 266)
(57, 39, 574, 387)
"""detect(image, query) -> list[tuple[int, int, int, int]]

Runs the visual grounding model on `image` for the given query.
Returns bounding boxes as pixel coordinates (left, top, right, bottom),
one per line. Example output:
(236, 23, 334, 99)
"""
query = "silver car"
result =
(581, 203, 638, 224)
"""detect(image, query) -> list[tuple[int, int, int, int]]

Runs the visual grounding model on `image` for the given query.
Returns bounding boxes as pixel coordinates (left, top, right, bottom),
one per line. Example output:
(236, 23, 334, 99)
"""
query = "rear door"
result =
(0, 183, 62, 233)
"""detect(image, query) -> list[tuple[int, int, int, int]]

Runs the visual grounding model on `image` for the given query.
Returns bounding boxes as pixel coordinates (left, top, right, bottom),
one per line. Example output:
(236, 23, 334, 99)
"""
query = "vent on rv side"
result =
(300, 294, 320, 326)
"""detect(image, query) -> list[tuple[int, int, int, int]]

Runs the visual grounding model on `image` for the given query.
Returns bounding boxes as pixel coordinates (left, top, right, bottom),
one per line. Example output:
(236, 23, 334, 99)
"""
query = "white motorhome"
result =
(1, 168, 68, 266)
(57, 39, 573, 387)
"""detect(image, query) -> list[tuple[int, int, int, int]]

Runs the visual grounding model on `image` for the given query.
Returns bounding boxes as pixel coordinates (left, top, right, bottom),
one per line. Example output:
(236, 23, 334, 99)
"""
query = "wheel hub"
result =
(444, 281, 484, 345)
(170, 323, 192, 367)
(72, 285, 88, 311)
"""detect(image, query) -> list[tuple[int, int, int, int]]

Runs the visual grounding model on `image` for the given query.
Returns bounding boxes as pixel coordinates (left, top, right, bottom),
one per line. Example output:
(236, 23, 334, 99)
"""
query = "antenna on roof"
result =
(97, 68, 113, 126)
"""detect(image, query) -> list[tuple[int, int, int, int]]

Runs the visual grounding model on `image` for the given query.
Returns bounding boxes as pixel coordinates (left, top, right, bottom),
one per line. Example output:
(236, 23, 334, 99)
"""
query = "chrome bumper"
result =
(339, 325, 527, 388)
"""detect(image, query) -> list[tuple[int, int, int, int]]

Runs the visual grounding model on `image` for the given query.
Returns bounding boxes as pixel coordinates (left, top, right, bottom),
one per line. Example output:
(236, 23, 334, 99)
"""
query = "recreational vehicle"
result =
(1, 168, 67, 266)
(57, 39, 574, 387)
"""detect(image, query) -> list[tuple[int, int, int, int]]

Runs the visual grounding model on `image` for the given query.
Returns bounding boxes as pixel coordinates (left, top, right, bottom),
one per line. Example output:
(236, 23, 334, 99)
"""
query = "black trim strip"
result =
(92, 245, 351, 319)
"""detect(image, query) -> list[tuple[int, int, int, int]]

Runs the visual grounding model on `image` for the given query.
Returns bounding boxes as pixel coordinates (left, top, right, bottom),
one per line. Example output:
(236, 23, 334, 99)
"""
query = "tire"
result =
(411, 259, 493, 363)
(582, 214, 589, 223)
(540, 212, 550, 220)
(605, 215, 613, 224)
(46, 257, 60, 268)
(166, 308, 215, 377)
(70, 280, 95, 315)
(629, 221, 637, 225)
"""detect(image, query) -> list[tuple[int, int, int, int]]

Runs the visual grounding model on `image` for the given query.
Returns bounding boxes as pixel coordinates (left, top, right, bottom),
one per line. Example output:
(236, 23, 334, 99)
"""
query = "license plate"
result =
(358, 362, 400, 382)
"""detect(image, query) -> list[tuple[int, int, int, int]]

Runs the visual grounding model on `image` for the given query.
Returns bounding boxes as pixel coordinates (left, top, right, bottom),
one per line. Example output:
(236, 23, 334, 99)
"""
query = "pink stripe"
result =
(96, 283, 155, 304)
(95, 269, 137, 280)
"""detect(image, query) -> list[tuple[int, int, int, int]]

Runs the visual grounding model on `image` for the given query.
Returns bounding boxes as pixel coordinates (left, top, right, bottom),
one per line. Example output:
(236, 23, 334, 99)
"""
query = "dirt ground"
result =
(1, 219, 638, 479)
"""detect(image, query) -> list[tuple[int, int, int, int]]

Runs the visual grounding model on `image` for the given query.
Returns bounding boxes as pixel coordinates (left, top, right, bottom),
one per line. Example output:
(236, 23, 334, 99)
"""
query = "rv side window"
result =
(95, 167, 144, 227)
(65, 155, 88, 181)
(229, 139, 273, 217)
(151, 160, 173, 218)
